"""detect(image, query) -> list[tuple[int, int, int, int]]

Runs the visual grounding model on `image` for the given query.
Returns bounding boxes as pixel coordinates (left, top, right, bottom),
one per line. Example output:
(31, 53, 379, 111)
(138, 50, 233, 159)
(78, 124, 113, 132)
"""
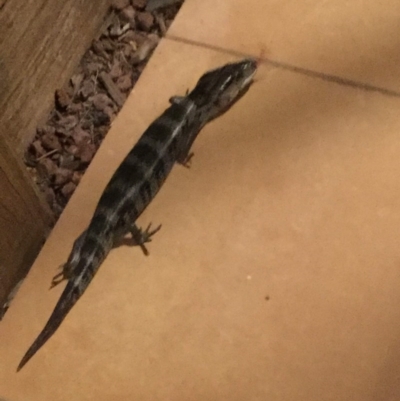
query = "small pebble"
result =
(136, 11, 154, 31)
(131, 0, 147, 9)
(61, 182, 76, 198)
(111, 0, 130, 10)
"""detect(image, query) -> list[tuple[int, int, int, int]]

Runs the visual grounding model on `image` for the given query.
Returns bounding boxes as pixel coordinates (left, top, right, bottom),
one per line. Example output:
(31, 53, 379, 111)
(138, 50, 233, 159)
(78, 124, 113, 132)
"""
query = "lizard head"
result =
(188, 58, 257, 119)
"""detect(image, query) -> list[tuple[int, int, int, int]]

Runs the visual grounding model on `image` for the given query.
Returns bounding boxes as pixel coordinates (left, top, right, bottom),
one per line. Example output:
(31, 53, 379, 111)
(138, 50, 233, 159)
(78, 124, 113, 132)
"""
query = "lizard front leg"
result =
(177, 151, 194, 168)
(169, 90, 189, 105)
(176, 125, 201, 168)
(169, 93, 199, 168)
(50, 229, 88, 289)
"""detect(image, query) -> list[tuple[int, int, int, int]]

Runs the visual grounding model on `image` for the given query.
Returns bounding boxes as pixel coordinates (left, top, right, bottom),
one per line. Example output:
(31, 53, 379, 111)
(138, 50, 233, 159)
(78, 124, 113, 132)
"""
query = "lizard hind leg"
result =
(50, 263, 72, 289)
(129, 223, 162, 256)
(50, 228, 88, 289)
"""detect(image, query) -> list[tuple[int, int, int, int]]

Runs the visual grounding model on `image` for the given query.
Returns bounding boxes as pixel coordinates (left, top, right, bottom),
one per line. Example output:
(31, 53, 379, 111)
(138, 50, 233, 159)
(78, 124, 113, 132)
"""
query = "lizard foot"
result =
(130, 223, 162, 256)
(50, 262, 73, 289)
(50, 268, 65, 289)
(178, 152, 194, 169)
(169, 90, 189, 105)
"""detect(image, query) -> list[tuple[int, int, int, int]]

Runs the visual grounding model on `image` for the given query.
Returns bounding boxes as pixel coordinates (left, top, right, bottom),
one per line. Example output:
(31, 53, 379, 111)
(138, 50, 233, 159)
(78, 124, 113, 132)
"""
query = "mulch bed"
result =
(24, 0, 183, 220)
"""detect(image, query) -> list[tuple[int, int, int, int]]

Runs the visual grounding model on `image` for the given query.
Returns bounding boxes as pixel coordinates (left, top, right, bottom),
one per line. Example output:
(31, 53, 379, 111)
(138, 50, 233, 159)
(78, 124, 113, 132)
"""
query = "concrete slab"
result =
(168, 0, 400, 91)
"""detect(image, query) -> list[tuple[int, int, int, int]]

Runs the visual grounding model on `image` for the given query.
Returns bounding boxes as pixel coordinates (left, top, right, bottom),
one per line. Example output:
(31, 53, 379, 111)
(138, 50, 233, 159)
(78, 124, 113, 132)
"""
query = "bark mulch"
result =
(24, 0, 184, 219)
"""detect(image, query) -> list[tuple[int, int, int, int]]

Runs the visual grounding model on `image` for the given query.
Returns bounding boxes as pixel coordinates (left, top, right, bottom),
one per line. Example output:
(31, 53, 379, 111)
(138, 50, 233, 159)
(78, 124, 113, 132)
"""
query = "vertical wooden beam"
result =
(0, 0, 111, 308)
(0, 137, 52, 309)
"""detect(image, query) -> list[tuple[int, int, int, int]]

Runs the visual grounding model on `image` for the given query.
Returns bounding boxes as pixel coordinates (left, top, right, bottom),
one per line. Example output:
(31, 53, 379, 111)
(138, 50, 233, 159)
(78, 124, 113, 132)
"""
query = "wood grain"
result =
(0, 0, 110, 307)
(0, 0, 111, 152)
(0, 137, 53, 309)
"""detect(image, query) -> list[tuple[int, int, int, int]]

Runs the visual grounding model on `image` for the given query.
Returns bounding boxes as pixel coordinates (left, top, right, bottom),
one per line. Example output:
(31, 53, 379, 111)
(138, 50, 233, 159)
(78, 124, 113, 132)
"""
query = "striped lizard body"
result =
(17, 58, 257, 371)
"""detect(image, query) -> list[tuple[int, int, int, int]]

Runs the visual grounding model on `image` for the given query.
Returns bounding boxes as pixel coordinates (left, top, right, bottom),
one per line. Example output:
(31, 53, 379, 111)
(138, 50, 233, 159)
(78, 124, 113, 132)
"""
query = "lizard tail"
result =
(17, 280, 82, 372)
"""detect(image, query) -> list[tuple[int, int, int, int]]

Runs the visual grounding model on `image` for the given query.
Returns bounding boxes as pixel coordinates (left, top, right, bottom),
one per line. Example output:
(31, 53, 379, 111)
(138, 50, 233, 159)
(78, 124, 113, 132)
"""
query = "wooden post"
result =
(0, 0, 111, 309)
(0, 138, 52, 310)
(0, 0, 111, 152)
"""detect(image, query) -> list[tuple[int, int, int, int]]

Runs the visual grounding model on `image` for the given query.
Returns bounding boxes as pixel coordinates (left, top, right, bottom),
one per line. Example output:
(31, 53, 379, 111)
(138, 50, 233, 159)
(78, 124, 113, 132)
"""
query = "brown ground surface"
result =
(3, 1, 400, 400)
